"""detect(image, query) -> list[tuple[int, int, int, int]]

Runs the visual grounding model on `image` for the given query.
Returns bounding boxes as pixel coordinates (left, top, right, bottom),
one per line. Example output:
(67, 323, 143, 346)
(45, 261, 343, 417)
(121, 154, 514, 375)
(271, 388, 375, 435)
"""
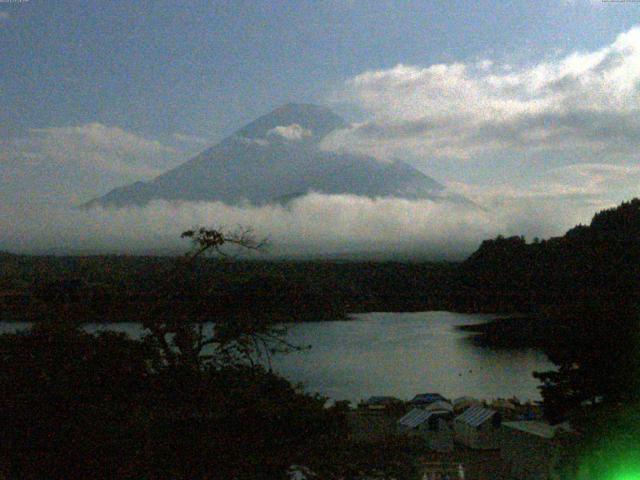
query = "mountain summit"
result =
(234, 103, 347, 142)
(87, 104, 458, 208)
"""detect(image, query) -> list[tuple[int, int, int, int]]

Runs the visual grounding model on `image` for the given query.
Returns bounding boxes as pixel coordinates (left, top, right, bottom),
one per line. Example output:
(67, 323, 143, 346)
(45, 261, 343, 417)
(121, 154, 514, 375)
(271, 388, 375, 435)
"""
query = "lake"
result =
(271, 311, 553, 403)
(0, 311, 553, 403)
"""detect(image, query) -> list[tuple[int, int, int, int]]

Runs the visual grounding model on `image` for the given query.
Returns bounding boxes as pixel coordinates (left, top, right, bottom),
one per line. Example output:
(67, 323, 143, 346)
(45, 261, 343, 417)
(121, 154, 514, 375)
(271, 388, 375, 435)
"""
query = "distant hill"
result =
(459, 198, 640, 312)
(86, 103, 468, 208)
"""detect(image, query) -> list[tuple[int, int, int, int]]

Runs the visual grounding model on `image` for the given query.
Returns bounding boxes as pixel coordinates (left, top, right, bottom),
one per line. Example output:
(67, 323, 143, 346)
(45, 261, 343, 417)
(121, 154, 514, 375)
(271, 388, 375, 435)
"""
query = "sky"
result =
(1, 0, 640, 257)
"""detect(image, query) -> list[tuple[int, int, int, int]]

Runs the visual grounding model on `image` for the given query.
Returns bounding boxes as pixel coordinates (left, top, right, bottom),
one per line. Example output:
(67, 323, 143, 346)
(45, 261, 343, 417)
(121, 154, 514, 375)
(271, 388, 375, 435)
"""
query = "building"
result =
(348, 408, 398, 442)
(501, 421, 576, 480)
(452, 396, 481, 413)
(410, 392, 448, 406)
(491, 398, 518, 416)
(454, 405, 502, 449)
(398, 408, 454, 452)
(359, 395, 403, 411)
(424, 400, 454, 415)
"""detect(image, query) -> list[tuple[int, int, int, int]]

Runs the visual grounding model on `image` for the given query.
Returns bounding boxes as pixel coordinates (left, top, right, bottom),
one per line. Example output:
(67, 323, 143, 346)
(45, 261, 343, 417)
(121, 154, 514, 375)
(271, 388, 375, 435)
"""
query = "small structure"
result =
(360, 396, 402, 411)
(410, 392, 448, 407)
(454, 405, 502, 449)
(424, 400, 454, 415)
(398, 408, 454, 452)
(348, 408, 397, 442)
(491, 398, 518, 412)
(501, 421, 576, 480)
(453, 396, 481, 413)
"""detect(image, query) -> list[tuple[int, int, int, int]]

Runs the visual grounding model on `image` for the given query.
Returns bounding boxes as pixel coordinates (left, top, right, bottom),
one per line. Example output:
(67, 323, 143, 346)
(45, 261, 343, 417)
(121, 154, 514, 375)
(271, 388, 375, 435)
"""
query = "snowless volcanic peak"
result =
(234, 103, 347, 142)
(87, 104, 456, 208)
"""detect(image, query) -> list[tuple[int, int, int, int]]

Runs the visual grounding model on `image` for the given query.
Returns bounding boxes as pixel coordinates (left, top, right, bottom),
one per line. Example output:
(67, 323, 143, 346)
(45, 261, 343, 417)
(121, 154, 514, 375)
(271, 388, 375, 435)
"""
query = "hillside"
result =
(460, 198, 640, 312)
(458, 198, 640, 349)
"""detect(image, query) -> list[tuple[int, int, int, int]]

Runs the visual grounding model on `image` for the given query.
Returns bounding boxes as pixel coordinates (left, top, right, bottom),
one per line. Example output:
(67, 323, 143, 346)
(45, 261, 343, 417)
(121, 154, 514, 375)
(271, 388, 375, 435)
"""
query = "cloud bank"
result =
(267, 124, 313, 141)
(0, 120, 618, 258)
(0, 123, 183, 206)
(0, 193, 602, 259)
(323, 26, 640, 163)
(3, 28, 640, 258)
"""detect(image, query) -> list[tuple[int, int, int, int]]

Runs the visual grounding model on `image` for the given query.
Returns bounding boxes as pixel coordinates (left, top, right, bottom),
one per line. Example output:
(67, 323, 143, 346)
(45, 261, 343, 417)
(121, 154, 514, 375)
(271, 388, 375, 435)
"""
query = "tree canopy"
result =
(0, 227, 419, 480)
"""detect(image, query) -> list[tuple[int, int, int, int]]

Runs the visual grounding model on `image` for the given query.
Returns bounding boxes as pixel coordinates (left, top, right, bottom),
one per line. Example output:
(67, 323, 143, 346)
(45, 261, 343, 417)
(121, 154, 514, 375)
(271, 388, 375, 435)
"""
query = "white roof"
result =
(455, 405, 496, 427)
(425, 400, 453, 413)
(503, 421, 573, 439)
(398, 408, 434, 429)
(492, 399, 517, 410)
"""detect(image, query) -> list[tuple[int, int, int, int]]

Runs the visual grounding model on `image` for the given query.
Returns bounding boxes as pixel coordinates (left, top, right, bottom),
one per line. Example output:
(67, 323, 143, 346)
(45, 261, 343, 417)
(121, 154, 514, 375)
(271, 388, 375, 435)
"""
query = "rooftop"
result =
(455, 406, 497, 427)
(398, 408, 434, 429)
(502, 421, 573, 439)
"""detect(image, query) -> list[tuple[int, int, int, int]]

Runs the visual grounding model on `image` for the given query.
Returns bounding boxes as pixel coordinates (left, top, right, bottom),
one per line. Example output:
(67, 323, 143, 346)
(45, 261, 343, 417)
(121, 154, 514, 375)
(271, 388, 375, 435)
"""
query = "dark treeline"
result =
(460, 199, 640, 478)
(461, 198, 640, 312)
(1, 254, 458, 323)
(458, 199, 640, 350)
(3, 200, 640, 334)
(3, 199, 640, 330)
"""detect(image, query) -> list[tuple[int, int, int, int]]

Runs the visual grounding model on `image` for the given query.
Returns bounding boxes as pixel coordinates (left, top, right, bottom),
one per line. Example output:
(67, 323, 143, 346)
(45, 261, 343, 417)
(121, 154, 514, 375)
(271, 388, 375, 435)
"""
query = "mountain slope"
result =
(87, 103, 456, 208)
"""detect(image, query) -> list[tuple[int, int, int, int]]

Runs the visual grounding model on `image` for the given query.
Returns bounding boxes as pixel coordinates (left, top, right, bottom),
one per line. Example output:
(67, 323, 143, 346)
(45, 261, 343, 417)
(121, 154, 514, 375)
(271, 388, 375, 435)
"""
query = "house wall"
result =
(454, 420, 476, 448)
(500, 429, 558, 480)
(417, 420, 453, 452)
(349, 411, 396, 442)
(399, 420, 454, 452)
(454, 421, 501, 449)
(476, 422, 502, 450)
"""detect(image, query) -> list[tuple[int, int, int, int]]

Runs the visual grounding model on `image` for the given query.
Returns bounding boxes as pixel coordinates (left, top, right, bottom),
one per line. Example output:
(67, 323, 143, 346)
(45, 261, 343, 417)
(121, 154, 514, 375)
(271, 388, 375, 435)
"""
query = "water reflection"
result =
(0, 311, 553, 403)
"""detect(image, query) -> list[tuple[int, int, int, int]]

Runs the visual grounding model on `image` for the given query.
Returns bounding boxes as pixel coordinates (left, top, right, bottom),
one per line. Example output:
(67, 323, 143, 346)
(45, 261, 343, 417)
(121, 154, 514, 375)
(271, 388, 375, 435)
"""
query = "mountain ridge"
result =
(86, 104, 465, 208)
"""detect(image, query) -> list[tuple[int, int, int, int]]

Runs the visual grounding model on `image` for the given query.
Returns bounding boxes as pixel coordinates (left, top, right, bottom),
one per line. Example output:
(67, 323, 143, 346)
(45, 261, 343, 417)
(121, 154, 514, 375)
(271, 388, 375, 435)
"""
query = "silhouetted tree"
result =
(534, 302, 640, 424)
(0, 227, 418, 480)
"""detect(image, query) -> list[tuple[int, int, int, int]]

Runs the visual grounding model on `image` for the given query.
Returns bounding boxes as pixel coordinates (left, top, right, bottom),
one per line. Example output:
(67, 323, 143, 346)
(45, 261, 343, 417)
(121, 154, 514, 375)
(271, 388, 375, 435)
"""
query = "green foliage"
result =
(0, 309, 352, 479)
(0, 227, 418, 479)
(460, 198, 640, 313)
(534, 303, 640, 423)
(0, 322, 152, 479)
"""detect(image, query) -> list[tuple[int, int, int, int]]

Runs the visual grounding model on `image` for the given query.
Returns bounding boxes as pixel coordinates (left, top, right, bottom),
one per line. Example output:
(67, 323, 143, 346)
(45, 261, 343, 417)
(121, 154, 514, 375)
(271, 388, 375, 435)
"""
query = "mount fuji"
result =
(87, 104, 467, 208)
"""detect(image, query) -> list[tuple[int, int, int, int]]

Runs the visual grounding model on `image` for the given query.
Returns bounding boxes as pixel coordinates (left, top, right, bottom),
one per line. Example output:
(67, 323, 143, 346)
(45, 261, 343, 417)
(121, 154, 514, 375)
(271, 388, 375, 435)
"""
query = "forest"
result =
(3, 200, 640, 323)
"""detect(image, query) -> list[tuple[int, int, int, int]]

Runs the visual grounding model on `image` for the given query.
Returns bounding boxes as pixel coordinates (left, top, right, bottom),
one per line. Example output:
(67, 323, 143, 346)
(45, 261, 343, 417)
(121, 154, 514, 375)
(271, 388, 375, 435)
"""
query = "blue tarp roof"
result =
(454, 405, 496, 427)
(398, 408, 434, 429)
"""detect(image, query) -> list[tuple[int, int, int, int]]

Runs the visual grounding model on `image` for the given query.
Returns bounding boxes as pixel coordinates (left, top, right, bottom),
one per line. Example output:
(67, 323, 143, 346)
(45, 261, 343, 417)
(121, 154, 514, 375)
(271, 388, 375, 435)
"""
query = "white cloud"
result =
(0, 194, 536, 258)
(323, 26, 640, 162)
(5, 23, 640, 259)
(561, 0, 603, 6)
(1, 120, 631, 257)
(443, 160, 640, 240)
(26, 123, 179, 177)
(2, 185, 624, 258)
(267, 124, 313, 141)
(0, 123, 182, 205)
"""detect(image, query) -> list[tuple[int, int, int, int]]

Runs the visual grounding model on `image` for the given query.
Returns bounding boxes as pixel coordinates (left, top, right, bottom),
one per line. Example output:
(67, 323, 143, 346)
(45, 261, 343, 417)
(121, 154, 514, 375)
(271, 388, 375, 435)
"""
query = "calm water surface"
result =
(0, 311, 553, 403)
(272, 312, 553, 403)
